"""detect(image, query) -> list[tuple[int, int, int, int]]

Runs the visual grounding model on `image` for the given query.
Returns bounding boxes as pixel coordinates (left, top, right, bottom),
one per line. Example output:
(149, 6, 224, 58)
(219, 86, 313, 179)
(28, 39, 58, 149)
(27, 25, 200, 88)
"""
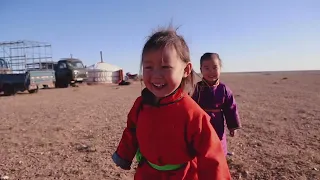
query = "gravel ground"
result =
(0, 71, 319, 180)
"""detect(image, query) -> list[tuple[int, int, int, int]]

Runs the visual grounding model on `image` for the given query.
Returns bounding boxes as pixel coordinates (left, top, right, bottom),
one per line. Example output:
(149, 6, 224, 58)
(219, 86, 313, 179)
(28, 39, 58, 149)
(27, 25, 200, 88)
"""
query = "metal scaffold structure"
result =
(0, 40, 53, 73)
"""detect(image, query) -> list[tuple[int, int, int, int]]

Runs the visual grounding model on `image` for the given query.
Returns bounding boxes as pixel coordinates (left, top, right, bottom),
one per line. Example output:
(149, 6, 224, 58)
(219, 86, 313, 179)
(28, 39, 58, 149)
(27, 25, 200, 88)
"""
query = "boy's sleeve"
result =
(222, 85, 241, 130)
(188, 113, 231, 180)
(112, 97, 142, 170)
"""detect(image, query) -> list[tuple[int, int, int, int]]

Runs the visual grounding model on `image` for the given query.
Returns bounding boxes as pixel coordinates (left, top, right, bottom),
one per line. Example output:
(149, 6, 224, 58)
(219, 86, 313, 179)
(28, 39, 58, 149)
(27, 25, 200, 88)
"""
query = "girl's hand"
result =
(229, 129, 237, 137)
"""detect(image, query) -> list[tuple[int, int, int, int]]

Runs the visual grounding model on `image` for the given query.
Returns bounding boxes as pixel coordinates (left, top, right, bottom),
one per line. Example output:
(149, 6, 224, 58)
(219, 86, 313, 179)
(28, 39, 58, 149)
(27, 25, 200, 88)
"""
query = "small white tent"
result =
(86, 62, 123, 84)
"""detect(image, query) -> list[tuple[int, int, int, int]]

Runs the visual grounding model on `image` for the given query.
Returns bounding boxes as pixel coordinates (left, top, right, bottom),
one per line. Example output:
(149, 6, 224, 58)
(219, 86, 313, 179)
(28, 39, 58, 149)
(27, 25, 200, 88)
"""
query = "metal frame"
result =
(0, 40, 53, 73)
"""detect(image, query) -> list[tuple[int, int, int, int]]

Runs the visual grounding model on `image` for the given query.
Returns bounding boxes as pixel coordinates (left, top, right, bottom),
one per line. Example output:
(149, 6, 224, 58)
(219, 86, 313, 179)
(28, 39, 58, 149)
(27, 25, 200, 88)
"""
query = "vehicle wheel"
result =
(28, 86, 39, 94)
(3, 84, 17, 96)
(55, 80, 61, 88)
(55, 80, 68, 88)
(62, 81, 69, 88)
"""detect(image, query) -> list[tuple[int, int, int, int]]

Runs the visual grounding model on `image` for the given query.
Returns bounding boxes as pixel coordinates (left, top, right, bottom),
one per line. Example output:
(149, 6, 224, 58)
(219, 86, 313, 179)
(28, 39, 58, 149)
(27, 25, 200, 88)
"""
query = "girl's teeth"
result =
(153, 83, 164, 87)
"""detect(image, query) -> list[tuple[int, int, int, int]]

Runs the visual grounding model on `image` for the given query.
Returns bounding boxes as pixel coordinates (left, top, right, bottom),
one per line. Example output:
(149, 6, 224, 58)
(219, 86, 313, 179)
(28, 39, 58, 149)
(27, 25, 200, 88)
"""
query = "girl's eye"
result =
(144, 66, 152, 69)
(162, 66, 171, 69)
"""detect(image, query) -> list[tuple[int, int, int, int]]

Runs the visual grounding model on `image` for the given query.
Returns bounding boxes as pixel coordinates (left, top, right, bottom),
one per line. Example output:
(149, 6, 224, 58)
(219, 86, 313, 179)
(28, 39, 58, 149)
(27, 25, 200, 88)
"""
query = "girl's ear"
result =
(183, 62, 192, 78)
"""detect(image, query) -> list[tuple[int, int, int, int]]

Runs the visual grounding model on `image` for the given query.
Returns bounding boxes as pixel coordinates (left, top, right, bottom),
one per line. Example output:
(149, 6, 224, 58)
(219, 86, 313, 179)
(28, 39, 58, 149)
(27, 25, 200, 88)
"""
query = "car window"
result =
(59, 62, 67, 69)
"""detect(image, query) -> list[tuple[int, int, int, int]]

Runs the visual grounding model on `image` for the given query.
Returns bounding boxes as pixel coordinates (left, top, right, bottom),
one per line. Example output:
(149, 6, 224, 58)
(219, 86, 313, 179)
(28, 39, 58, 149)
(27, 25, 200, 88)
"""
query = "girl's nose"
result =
(152, 69, 163, 77)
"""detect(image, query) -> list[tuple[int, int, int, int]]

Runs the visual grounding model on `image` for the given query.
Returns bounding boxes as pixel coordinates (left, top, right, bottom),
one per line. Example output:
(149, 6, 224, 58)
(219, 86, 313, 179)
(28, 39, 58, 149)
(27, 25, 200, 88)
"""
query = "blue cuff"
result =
(112, 152, 132, 170)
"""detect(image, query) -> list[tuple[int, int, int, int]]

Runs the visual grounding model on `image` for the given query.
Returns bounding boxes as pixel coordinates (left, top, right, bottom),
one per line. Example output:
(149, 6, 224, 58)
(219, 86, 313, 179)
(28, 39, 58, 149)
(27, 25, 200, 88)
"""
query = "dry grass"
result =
(0, 71, 319, 180)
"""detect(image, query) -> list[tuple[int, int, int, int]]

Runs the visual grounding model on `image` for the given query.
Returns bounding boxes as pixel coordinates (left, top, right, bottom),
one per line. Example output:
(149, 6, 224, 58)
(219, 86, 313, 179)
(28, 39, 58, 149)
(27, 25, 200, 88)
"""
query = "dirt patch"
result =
(0, 71, 319, 180)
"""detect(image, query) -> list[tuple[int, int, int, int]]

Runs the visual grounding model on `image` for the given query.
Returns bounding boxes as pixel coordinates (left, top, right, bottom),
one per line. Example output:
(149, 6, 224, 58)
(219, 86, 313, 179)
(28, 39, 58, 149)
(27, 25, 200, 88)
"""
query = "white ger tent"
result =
(86, 62, 123, 84)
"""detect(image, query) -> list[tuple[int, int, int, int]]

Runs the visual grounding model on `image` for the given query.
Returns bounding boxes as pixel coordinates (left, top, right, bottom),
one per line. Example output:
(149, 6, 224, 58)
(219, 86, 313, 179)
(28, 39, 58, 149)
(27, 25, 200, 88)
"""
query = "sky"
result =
(0, 0, 319, 73)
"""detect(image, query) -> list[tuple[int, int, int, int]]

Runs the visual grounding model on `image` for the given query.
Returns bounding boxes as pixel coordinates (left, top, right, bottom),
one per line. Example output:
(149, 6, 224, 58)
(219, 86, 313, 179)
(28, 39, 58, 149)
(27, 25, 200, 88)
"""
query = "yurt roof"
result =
(88, 62, 122, 71)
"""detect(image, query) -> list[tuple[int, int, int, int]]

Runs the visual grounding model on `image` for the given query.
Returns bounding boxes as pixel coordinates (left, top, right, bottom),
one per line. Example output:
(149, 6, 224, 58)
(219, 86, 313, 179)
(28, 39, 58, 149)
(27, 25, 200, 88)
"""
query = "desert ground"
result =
(0, 71, 319, 180)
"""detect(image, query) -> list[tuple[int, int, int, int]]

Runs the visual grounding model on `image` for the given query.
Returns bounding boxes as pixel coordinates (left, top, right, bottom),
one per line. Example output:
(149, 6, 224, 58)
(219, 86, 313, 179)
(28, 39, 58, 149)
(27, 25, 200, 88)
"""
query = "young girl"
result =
(112, 27, 231, 179)
(191, 52, 241, 156)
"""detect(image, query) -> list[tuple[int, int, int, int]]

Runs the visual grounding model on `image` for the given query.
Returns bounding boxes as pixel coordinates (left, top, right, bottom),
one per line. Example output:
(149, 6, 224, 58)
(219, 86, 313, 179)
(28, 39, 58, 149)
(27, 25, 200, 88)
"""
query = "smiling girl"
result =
(112, 27, 231, 180)
(192, 52, 241, 156)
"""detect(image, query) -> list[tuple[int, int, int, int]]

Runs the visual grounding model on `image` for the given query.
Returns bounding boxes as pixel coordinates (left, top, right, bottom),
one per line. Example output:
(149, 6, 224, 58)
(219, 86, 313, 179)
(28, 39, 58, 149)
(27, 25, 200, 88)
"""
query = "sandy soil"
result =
(0, 71, 319, 180)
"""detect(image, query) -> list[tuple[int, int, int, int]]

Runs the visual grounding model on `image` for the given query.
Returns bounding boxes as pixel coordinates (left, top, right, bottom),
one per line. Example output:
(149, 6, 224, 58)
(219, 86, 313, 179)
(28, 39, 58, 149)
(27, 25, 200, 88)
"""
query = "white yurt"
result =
(86, 62, 123, 84)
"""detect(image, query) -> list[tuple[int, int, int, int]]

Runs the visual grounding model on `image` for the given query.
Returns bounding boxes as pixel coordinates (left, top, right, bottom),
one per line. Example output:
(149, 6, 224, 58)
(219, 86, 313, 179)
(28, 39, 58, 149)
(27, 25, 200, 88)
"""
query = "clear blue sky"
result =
(1, 0, 319, 73)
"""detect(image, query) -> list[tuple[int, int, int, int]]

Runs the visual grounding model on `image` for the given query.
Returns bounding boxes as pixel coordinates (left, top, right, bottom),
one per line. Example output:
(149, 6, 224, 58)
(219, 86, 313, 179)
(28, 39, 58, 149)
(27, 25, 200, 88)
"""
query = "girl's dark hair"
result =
(139, 25, 194, 93)
(200, 52, 222, 67)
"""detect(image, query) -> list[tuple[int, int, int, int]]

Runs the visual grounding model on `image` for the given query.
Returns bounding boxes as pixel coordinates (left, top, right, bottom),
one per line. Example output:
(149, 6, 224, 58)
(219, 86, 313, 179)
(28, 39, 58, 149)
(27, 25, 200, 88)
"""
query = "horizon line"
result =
(193, 69, 320, 74)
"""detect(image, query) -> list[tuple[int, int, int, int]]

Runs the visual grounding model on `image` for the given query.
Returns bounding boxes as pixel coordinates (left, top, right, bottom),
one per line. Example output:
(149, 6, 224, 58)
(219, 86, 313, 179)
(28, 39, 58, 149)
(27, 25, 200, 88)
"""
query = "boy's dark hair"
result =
(200, 52, 222, 67)
(139, 25, 194, 92)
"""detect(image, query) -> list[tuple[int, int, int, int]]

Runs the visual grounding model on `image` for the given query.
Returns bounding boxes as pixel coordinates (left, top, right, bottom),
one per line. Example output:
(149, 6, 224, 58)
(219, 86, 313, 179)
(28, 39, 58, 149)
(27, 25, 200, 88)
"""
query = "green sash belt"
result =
(135, 148, 183, 171)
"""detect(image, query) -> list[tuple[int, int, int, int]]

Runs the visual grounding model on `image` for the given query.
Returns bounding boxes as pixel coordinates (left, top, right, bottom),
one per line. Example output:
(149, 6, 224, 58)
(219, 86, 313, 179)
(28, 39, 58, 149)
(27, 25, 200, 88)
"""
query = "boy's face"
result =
(142, 47, 191, 98)
(200, 58, 221, 82)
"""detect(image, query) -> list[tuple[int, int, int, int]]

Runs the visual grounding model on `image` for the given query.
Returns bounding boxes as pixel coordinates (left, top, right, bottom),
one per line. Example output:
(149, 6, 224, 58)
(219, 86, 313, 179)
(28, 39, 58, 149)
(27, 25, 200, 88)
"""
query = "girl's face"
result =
(200, 58, 221, 82)
(142, 47, 191, 98)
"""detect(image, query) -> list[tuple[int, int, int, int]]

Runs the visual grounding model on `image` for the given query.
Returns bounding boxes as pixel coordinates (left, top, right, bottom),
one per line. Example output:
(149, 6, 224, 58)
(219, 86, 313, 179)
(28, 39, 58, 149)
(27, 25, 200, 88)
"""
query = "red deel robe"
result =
(113, 87, 231, 180)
